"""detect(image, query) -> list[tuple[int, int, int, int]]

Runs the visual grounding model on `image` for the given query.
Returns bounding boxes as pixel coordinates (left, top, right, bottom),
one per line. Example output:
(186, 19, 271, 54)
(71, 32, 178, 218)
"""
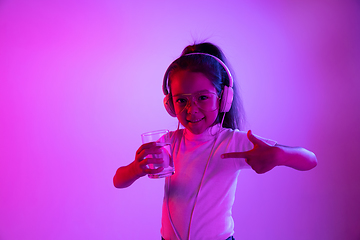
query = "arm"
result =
(221, 130, 317, 174)
(275, 144, 317, 171)
(113, 142, 164, 188)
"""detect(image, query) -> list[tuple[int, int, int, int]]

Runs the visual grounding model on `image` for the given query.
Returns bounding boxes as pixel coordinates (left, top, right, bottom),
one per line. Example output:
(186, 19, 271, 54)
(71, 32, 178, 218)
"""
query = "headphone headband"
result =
(163, 52, 233, 95)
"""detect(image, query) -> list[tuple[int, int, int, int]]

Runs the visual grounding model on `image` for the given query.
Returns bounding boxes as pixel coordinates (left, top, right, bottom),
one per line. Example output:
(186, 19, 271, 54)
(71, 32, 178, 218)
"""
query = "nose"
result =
(186, 99, 199, 114)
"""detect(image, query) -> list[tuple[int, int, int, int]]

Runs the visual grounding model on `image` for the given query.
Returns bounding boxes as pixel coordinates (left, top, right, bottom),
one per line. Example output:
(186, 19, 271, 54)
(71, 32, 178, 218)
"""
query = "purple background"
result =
(1, 0, 360, 239)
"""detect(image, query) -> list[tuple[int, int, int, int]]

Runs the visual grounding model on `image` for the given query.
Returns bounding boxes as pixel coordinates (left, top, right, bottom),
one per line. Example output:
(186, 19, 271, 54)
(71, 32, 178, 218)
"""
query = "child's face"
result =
(170, 70, 219, 135)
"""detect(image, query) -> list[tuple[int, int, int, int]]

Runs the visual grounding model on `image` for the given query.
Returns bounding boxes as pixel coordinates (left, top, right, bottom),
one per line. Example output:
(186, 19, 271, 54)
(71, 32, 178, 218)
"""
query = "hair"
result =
(163, 42, 245, 130)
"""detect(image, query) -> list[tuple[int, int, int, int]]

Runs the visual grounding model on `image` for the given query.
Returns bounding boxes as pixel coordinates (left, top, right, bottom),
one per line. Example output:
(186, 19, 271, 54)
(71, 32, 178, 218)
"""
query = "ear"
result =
(164, 94, 177, 117)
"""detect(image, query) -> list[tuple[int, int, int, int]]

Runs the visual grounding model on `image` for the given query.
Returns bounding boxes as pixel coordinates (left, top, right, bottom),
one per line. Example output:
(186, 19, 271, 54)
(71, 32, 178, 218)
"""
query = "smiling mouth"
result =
(187, 117, 204, 123)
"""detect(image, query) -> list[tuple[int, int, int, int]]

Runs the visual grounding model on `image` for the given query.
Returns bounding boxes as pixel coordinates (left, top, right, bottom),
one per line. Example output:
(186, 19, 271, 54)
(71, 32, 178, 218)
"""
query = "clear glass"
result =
(172, 91, 219, 114)
(141, 130, 174, 178)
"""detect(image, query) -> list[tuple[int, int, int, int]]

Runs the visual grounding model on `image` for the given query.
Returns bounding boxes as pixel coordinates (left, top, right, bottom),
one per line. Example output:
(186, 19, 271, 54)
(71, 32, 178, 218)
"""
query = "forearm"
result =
(276, 144, 317, 171)
(113, 161, 144, 188)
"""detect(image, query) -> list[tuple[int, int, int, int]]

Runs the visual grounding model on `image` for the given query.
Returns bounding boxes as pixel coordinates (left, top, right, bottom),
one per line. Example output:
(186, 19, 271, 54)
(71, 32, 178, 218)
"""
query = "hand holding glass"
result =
(141, 130, 174, 178)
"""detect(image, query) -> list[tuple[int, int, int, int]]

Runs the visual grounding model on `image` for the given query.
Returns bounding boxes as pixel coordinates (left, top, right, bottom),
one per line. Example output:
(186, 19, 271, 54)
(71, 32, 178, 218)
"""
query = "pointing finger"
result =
(221, 151, 249, 159)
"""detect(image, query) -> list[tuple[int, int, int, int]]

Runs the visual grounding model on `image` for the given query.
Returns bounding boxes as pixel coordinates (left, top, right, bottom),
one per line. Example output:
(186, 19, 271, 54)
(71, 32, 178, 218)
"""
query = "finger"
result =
(143, 158, 164, 165)
(139, 158, 164, 172)
(247, 130, 266, 146)
(221, 151, 250, 159)
(136, 142, 158, 154)
(144, 167, 164, 174)
(136, 147, 162, 161)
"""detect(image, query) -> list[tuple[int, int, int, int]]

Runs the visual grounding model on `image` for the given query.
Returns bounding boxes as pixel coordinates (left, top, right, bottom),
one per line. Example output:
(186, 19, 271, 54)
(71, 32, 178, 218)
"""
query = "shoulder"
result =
(219, 127, 247, 140)
(217, 128, 250, 149)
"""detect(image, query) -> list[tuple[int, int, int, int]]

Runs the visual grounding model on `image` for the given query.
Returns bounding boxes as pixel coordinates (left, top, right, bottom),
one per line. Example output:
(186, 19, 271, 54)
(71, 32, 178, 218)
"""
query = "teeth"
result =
(189, 118, 203, 123)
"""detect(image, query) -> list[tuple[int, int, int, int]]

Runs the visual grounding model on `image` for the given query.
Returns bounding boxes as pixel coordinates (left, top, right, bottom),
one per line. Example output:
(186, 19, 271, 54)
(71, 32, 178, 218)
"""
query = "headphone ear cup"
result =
(164, 94, 177, 117)
(220, 86, 233, 113)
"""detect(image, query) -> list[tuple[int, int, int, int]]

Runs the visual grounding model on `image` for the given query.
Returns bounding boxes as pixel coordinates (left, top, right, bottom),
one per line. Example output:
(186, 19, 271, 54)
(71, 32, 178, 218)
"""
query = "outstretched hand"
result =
(221, 130, 282, 174)
(133, 142, 165, 177)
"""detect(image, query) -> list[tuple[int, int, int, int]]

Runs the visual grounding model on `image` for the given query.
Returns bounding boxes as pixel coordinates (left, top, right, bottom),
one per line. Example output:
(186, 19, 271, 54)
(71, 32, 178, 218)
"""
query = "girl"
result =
(113, 42, 317, 240)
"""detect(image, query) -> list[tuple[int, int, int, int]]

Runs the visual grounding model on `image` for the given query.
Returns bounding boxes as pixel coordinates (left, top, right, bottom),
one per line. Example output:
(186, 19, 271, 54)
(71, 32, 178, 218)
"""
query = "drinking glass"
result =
(141, 130, 174, 178)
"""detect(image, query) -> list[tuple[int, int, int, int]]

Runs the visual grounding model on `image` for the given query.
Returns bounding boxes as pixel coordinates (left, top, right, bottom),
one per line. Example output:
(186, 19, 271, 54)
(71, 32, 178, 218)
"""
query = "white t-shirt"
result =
(160, 125, 276, 240)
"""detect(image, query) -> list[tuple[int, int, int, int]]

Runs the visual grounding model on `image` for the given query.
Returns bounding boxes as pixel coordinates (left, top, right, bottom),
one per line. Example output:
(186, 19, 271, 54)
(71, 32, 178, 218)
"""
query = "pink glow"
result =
(1, 0, 359, 239)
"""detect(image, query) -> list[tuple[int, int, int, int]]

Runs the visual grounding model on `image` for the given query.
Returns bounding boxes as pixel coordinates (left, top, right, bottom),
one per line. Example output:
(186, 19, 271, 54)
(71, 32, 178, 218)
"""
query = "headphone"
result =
(162, 52, 234, 117)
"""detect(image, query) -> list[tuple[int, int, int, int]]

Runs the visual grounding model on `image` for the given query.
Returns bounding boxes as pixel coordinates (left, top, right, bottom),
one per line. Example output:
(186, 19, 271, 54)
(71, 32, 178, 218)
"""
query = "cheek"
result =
(212, 112, 219, 122)
(176, 112, 187, 123)
(206, 111, 219, 124)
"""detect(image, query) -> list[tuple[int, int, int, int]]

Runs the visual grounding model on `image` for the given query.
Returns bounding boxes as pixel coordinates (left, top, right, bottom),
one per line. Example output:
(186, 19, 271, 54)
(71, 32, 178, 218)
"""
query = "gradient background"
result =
(1, 0, 360, 239)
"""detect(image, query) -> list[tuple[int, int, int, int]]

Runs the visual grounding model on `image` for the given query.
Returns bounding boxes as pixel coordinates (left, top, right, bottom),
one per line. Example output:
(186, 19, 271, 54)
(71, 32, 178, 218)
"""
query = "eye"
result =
(175, 98, 187, 105)
(198, 94, 209, 101)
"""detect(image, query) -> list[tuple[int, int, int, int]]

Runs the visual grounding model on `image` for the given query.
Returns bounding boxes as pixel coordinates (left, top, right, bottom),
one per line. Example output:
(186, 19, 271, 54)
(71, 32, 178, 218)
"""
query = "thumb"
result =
(247, 130, 266, 146)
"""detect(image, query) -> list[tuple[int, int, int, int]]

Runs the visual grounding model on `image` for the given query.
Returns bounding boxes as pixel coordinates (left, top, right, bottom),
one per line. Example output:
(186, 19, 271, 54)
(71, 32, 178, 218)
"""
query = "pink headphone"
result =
(162, 52, 234, 117)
